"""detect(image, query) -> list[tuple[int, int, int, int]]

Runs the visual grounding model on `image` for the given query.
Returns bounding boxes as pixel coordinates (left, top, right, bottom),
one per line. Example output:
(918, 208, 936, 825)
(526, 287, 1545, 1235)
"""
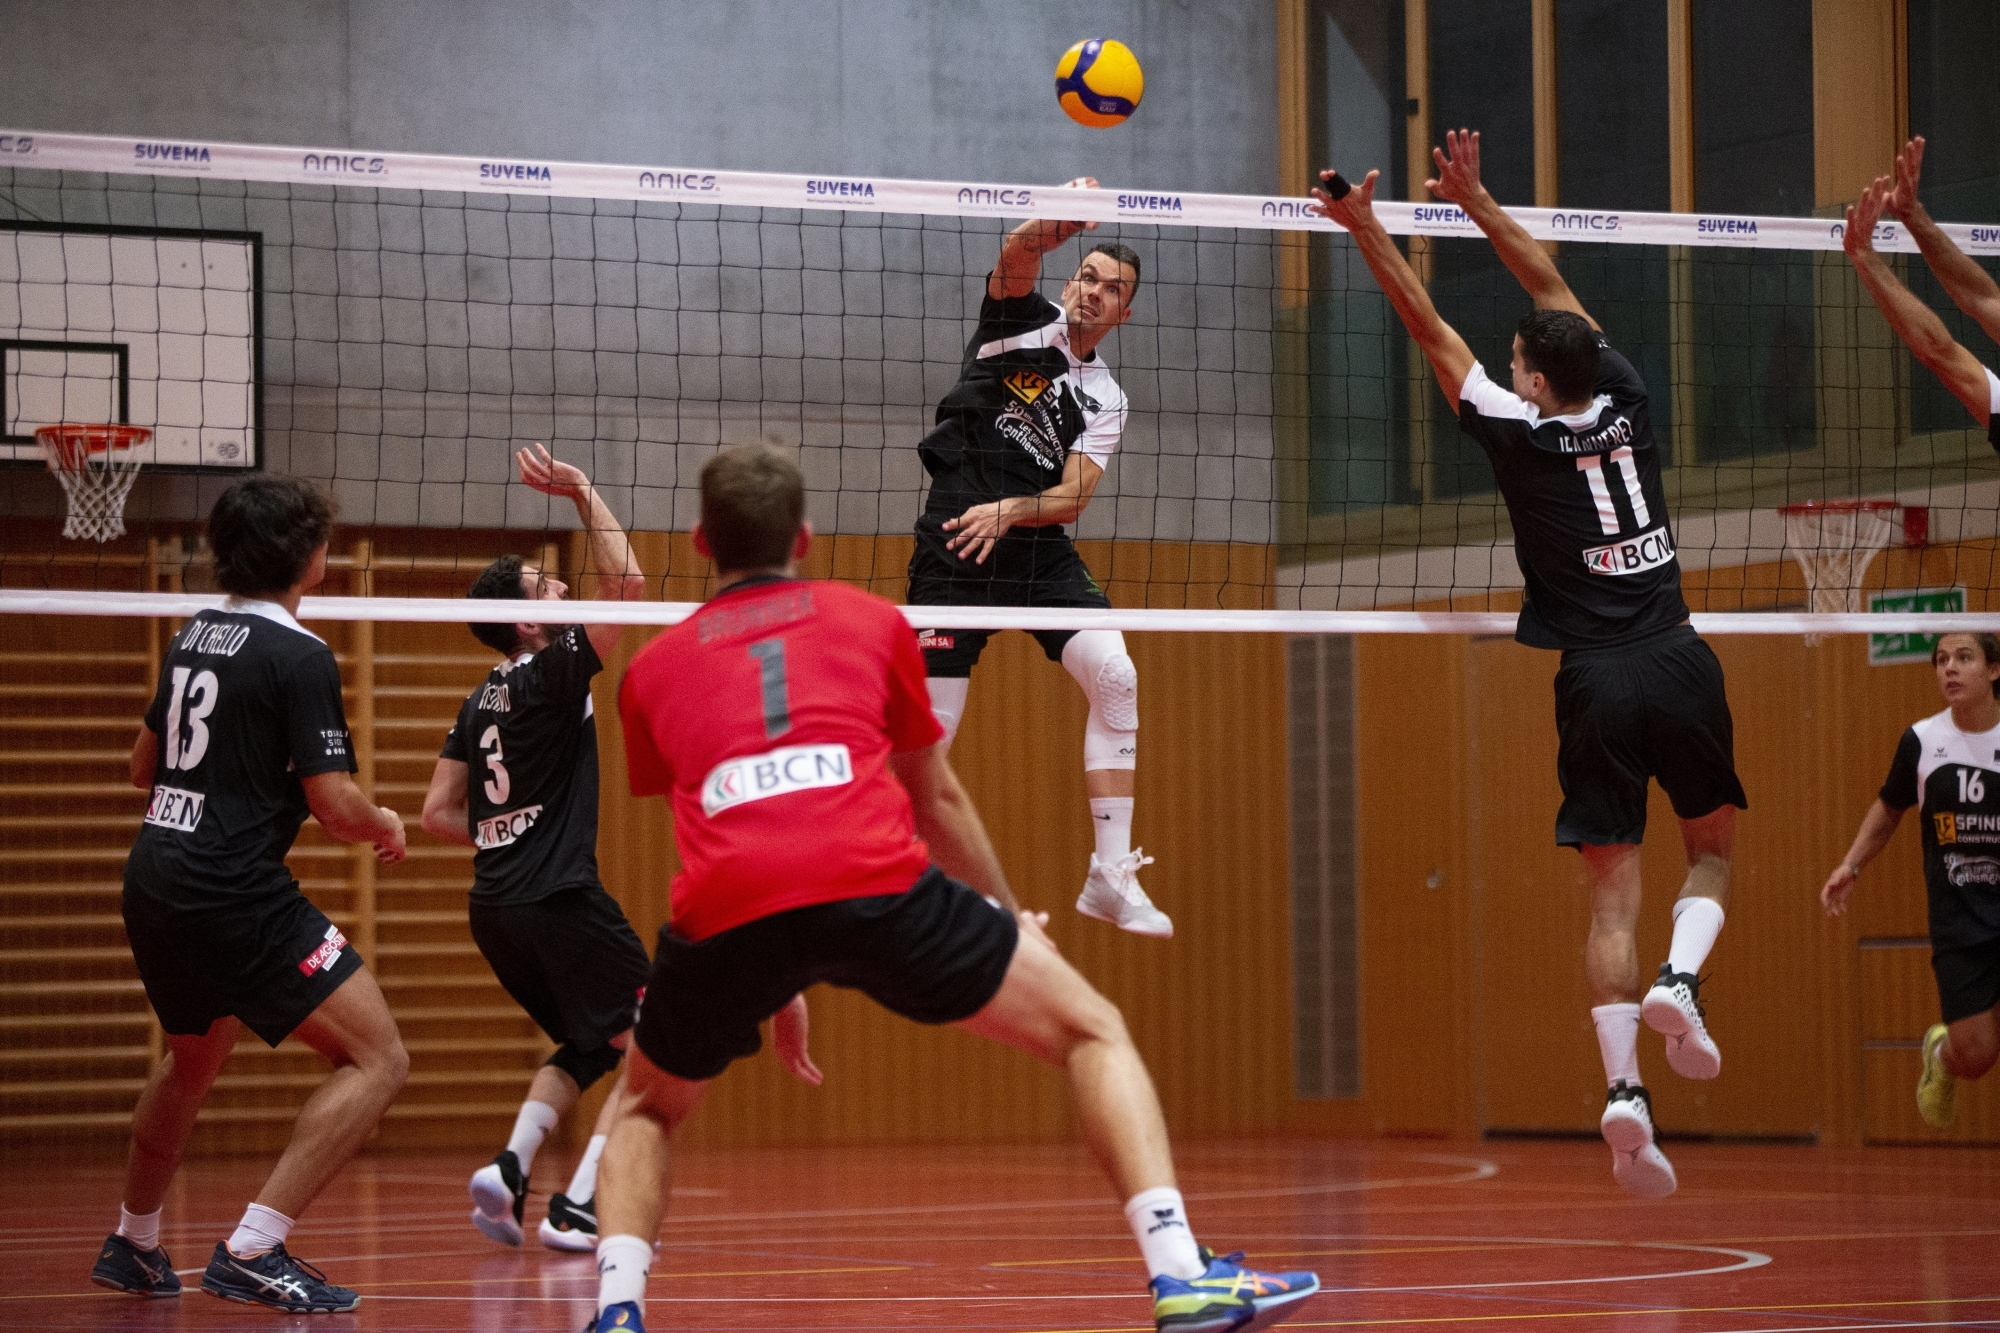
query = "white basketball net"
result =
(37, 426, 148, 543)
(1783, 503, 1897, 646)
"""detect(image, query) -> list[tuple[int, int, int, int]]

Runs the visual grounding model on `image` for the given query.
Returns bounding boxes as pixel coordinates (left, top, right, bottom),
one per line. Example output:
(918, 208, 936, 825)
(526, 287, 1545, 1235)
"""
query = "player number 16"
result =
(1959, 766, 1986, 804)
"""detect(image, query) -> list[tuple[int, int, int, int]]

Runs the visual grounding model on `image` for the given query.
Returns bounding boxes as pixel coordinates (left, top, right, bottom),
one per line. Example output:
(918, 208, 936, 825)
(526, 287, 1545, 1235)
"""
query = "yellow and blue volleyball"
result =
(1055, 39, 1143, 128)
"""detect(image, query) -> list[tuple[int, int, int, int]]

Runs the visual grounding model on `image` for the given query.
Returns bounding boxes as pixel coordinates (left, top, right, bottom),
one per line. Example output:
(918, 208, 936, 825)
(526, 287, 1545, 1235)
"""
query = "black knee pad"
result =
(546, 1040, 623, 1092)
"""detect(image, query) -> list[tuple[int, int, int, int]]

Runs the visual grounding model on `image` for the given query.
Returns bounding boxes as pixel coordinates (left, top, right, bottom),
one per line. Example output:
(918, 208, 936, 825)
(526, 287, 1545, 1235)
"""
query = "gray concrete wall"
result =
(0, 1, 1281, 541)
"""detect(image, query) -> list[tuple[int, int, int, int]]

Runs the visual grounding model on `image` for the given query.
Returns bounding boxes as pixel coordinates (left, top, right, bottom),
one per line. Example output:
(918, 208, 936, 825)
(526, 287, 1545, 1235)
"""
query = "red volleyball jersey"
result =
(620, 576, 945, 941)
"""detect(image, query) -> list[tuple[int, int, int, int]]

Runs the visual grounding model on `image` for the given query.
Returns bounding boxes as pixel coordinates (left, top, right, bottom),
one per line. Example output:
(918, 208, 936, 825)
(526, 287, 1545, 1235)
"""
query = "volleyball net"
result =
(3, 127, 1999, 636)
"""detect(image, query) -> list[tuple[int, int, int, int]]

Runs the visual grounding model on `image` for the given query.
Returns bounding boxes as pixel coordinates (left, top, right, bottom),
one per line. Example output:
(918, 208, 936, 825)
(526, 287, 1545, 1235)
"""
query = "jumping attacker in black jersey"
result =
(91, 477, 410, 1311)
(1313, 131, 1746, 1198)
(907, 176, 1170, 939)
(422, 444, 656, 1251)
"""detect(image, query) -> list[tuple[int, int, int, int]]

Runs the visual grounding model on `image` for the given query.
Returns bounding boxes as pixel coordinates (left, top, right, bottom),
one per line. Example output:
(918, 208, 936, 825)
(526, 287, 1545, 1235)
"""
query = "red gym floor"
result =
(3, 1138, 1997, 1331)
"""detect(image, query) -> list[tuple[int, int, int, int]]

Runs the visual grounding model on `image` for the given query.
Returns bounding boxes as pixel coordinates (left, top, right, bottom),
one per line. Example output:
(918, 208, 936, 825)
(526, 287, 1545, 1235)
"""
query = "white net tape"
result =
(1783, 504, 1898, 646)
(37, 429, 146, 543)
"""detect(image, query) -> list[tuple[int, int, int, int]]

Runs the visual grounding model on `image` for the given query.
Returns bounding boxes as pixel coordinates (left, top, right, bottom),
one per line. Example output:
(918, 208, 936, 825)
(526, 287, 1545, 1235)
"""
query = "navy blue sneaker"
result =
(1150, 1247, 1319, 1333)
(89, 1233, 181, 1297)
(199, 1241, 358, 1312)
(583, 1300, 645, 1332)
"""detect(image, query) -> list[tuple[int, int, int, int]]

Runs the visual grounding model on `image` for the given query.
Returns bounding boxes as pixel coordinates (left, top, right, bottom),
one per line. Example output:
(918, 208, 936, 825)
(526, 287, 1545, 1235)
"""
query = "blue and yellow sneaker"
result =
(583, 1300, 645, 1332)
(89, 1233, 181, 1297)
(1150, 1247, 1319, 1333)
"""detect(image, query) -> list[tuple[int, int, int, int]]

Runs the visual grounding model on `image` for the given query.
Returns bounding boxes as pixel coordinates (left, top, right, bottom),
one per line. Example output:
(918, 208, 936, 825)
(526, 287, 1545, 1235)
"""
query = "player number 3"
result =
(1959, 766, 1986, 804)
(478, 724, 510, 804)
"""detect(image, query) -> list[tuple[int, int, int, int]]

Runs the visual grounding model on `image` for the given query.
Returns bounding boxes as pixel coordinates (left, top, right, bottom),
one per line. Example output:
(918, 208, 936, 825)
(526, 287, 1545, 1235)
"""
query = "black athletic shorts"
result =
(633, 866, 1019, 1081)
(1551, 623, 1748, 847)
(122, 883, 365, 1047)
(469, 883, 651, 1054)
(907, 512, 1110, 676)
(1933, 938, 2000, 1025)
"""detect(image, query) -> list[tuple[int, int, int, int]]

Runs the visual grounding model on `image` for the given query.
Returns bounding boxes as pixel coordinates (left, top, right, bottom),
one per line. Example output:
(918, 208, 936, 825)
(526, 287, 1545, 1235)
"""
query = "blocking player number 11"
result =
(749, 638, 792, 740)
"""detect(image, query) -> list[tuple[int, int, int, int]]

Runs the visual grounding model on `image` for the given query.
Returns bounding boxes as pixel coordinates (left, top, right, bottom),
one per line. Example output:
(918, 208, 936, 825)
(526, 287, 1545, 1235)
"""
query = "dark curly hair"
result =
(208, 476, 337, 598)
(466, 554, 529, 654)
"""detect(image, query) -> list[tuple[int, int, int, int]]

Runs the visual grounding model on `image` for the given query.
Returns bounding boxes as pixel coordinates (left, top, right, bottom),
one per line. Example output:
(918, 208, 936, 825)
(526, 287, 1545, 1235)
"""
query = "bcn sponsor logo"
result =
(1582, 527, 1676, 577)
(1697, 217, 1758, 236)
(480, 161, 552, 183)
(1261, 199, 1315, 219)
(958, 186, 1035, 207)
(0, 134, 33, 154)
(701, 742, 853, 817)
(302, 152, 386, 176)
(639, 170, 718, 193)
(1413, 204, 1471, 226)
(144, 785, 205, 833)
(135, 141, 211, 164)
(1118, 193, 1182, 212)
(1550, 211, 1621, 232)
(806, 178, 876, 198)
(476, 803, 545, 850)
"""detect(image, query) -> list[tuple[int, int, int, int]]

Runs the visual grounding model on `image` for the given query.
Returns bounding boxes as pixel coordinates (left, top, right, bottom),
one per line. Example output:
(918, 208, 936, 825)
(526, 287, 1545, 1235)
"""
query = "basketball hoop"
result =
(35, 423, 151, 543)
(1779, 499, 1925, 645)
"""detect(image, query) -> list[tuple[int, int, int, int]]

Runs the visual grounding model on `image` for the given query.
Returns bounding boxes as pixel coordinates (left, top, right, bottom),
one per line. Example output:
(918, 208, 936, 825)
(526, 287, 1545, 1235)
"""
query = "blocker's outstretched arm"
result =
(991, 177, 1100, 299)
(1311, 167, 1477, 401)
(1845, 175, 1993, 422)
(1426, 129, 1599, 330)
(1884, 136, 2000, 345)
(516, 443, 645, 661)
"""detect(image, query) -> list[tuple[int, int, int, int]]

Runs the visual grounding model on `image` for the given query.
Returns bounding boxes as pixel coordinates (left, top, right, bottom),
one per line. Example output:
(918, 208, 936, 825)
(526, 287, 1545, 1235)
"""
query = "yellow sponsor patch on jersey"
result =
(1003, 369, 1050, 404)
(1937, 812, 1959, 844)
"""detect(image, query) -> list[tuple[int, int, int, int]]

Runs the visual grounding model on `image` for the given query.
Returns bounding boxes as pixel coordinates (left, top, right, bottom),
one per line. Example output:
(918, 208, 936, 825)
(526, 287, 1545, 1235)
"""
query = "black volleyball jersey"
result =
(917, 291, 1128, 514)
(1984, 366, 2000, 450)
(441, 624, 604, 908)
(126, 601, 357, 908)
(1457, 334, 1690, 650)
(1881, 709, 2000, 948)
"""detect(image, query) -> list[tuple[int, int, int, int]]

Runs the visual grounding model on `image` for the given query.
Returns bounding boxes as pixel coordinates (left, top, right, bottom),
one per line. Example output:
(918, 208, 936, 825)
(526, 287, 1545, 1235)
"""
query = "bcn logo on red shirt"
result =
(702, 743, 853, 817)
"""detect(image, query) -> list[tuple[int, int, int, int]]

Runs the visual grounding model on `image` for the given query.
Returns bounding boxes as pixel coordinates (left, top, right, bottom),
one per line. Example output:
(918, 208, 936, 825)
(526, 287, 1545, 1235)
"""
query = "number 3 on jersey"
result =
(478, 724, 510, 804)
(164, 666, 219, 771)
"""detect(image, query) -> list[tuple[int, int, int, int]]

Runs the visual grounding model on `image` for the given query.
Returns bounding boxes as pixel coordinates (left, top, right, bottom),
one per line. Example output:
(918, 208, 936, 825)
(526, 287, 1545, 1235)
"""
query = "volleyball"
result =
(1055, 38, 1143, 128)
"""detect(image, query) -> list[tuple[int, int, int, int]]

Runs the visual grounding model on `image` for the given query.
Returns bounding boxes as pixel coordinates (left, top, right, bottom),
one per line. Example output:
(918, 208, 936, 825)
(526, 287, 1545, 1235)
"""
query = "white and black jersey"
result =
(1458, 334, 1690, 650)
(126, 601, 356, 909)
(917, 291, 1128, 517)
(440, 624, 604, 908)
(1881, 708, 2000, 949)
(1983, 366, 2000, 451)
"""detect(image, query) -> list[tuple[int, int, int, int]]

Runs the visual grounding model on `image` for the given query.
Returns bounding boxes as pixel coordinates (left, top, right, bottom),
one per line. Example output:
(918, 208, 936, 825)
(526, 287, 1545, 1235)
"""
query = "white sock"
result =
(597, 1233, 653, 1313)
(1667, 897, 1725, 976)
(1090, 797, 1134, 864)
(226, 1202, 294, 1259)
(506, 1100, 562, 1175)
(117, 1205, 161, 1252)
(1123, 1186, 1204, 1280)
(1591, 1003, 1642, 1088)
(567, 1134, 608, 1201)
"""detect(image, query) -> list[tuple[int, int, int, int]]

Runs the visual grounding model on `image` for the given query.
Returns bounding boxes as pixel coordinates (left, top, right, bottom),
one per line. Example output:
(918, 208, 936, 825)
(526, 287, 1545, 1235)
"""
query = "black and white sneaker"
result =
(539, 1191, 598, 1251)
(1600, 1081, 1676, 1199)
(470, 1149, 528, 1246)
(1642, 964, 1721, 1080)
(89, 1233, 181, 1297)
(199, 1241, 358, 1312)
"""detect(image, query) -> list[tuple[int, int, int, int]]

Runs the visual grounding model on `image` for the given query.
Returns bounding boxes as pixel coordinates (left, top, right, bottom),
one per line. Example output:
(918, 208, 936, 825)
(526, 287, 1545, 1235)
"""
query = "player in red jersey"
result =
(578, 445, 1318, 1333)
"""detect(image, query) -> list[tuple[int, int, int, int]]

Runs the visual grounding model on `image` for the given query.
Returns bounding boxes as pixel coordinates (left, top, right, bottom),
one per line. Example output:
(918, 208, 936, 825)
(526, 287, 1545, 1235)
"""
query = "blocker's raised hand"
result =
(1843, 175, 1894, 262)
(516, 441, 589, 501)
(1886, 137, 1927, 221)
(1310, 167, 1380, 231)
(1427, 128, 1487, 206)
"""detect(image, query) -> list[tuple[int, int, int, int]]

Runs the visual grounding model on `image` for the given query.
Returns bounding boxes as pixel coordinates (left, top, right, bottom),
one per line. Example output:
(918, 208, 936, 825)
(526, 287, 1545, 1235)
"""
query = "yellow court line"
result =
(348, 1264, 915, 1290)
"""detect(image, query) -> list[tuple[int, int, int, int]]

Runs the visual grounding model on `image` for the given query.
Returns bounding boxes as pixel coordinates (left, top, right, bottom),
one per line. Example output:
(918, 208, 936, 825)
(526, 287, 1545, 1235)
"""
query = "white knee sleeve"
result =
(925, 676, 969, 749)
(1062, 630, 1137, 771)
